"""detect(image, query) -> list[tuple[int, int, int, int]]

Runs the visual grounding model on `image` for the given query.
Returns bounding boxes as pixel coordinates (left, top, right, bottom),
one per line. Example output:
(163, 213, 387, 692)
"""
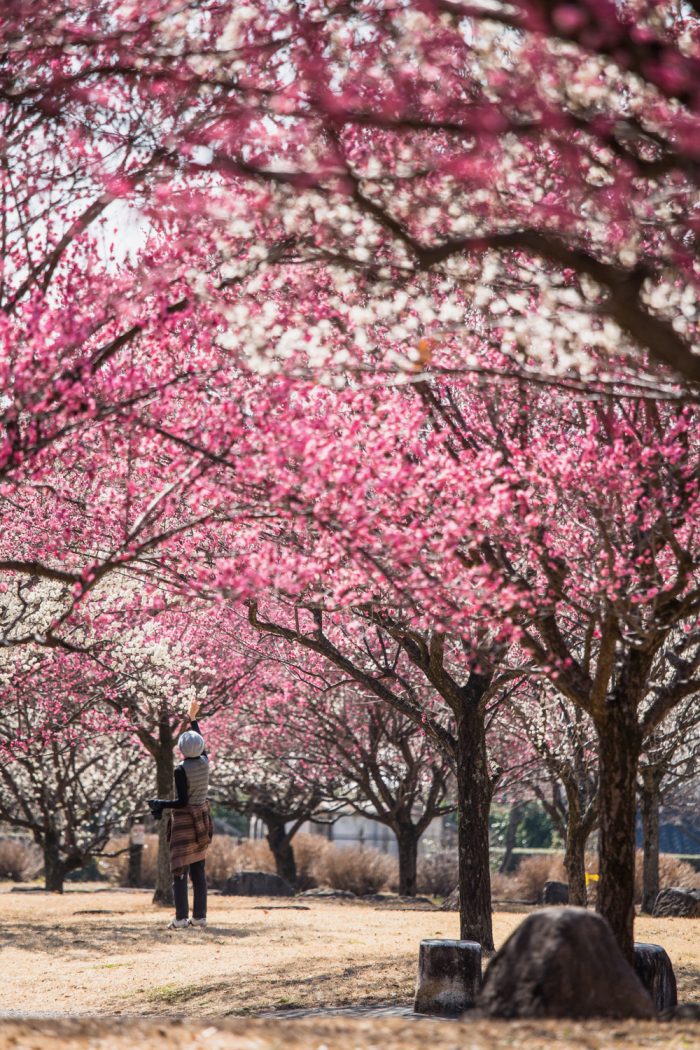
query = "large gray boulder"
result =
(477, 907, 654, 1019)
(222, 871, 294, 897)
(634, 943, 677, 1013)
(414, 939, 482, 1016)
(652, 887, 700, 918)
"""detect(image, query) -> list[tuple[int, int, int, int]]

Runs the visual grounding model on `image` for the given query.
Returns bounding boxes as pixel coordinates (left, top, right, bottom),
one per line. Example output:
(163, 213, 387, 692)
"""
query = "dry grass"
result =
(311, 843, 397, 895)
(0, 887, 698, 1048)
(0, 1016, 698, 1050)
(1, 886, 698, 1017)
(205, 838, 276, 889)
(633, 851, 700, 903)
(510, 854, 567, 901)
(97, 836, 161, 887)
(416, 850, 459, 897)
(493, 852, 700, 906)
(97, 834, 395, 894)
(0, 839, 41, 882)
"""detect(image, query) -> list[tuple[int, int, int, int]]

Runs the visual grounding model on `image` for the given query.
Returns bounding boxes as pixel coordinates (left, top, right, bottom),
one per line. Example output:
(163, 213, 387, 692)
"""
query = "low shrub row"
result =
(97, 832, 398, 895)
(4, 832, 697, 903)
(490, 850, 699, 903)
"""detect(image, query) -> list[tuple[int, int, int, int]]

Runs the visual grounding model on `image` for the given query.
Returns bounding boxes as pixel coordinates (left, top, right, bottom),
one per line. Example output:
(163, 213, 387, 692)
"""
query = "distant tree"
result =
(211, 735, 332, 888)
(0, 654, 146, 892)
(231, 650, 457, 896)
(504, 686, 599, 904)
(638, 696, 700, 912)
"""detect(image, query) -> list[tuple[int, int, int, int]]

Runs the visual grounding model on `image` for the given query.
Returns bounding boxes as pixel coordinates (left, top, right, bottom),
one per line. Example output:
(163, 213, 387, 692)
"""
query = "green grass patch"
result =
(144, 979, 230, 1006)
(146, 982, 202, 1005)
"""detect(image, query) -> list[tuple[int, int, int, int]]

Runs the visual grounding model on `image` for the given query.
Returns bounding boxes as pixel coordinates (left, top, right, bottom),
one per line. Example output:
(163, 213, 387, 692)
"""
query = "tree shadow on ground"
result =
(3, 921, 256, 957)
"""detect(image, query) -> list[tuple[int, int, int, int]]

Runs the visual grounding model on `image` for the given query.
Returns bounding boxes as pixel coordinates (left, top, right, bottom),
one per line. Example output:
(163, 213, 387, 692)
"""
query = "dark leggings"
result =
(173, 860, 207, 920)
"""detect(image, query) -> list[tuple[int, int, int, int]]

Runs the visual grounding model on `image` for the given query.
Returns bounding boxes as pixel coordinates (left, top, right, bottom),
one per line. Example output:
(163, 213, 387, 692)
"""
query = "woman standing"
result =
(149, 700, 213, 929)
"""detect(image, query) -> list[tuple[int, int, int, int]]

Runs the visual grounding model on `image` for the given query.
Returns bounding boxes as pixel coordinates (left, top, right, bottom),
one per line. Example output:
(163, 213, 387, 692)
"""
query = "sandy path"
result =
(0, 886, 696, 1050)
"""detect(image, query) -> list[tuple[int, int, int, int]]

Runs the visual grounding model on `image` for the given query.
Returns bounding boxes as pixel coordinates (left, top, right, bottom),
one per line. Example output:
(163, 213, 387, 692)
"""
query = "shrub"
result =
(312, 843, 396, 896)
(490, 870, 517, 900)
(417, 849, 459, 897)
(205, 836, 247, 888)
(207, 833, 328, 889)
(97, 835, 160, 887)
(0, 838, 41, 882)
(291, 833, 327, 890)
(634, 850, 699, 904)
(489, 850, 700, 905)
(206, 837, 276, 889)
(511, 853, 566, 902)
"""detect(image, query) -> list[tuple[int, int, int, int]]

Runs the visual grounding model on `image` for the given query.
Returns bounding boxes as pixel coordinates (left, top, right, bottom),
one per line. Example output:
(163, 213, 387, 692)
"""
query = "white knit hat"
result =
(178, 730, 205, 758)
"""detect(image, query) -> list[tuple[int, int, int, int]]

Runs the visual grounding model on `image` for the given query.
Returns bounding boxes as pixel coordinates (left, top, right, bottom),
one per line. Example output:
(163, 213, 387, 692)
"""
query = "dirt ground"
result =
(0, 884, 698, 1049)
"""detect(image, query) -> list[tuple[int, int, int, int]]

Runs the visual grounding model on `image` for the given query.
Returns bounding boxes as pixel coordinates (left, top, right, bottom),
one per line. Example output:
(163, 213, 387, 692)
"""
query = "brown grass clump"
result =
(97, 835, 160, 886)
(205, 836, 275, 888)
(207, 833, 332, 890)
(490, 849, 700, 906)
(417, 850, 459, 897)
(511, 854, 566, 902)
(489, 870, 514, 900)
(291, 833, 329, 890)
(98, 832, 401, 894)
(312, 843, 397, 896)
(634, 850, 700, 903)
(0, 837, 41, 881)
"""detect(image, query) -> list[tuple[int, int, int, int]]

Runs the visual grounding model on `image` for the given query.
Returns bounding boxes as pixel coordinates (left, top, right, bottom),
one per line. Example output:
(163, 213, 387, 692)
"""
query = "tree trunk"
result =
(43, 829, 65, 893)
(596, 702, 641, 961)
(640, 769, 662, 915)
(499, 801, 523, 875)
(127, 842, 143, 888)
(396, 823, 419, 897)
(564, 810, 589, 907)
(266, 821, 297, 886)
(455, 696, 494, 950)
(152, 722, 175, 906)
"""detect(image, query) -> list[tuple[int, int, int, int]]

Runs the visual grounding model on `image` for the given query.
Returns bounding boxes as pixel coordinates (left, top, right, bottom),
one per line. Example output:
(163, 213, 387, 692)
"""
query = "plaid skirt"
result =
(167, 802, 213, 876)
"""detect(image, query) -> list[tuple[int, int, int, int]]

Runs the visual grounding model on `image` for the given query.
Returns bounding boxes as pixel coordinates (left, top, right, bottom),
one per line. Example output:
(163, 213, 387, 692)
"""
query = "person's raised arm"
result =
(188, 699, 207, 758)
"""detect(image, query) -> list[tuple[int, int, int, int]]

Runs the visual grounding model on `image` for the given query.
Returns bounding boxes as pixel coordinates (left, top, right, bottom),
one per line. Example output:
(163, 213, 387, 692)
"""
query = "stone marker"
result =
(413, 939, 482, 1016)
(222, 871, 294, 897)
(633, 942, 677, 1012)
(652, 887, 700, 918)
(541, 880, 569, 905)
(477, 907, 654, 1019)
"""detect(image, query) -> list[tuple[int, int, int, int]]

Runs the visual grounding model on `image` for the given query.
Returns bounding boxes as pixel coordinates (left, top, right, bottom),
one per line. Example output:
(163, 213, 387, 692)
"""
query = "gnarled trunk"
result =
(456, 697, 493, 950)
(564, 810, 589, 907)
(266, 820, 297, 886)
(43, 828, 65, 893)
(640, 769, 662, 915)
(152, 722, 175, 906)
(396, 823, 419, 897)
(596, 702, 641, 961)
